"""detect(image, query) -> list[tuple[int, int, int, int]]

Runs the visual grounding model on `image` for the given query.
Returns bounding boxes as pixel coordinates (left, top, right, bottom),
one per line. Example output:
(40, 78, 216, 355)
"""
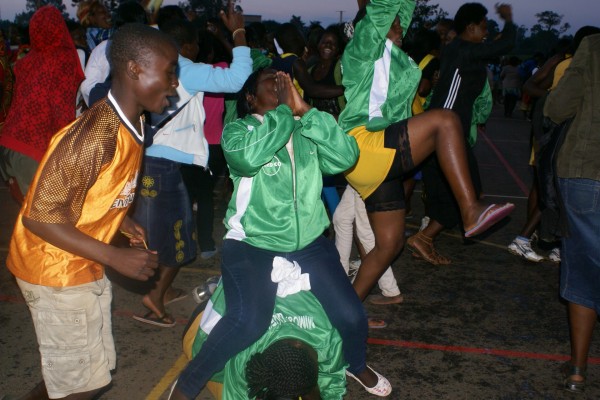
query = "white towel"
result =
(271, 256, 311, 297)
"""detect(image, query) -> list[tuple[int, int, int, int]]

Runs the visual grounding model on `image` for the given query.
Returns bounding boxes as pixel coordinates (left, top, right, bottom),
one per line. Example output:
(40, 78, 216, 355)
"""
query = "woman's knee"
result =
(434, 109, 461, 133)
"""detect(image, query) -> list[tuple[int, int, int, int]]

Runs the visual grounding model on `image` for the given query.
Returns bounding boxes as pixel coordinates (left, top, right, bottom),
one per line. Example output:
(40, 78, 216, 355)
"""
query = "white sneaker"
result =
(548, 247, 561, 263)
(348, 259, 361, 283)
(508, 238, 544, 262)
(420, 216, 430, 231)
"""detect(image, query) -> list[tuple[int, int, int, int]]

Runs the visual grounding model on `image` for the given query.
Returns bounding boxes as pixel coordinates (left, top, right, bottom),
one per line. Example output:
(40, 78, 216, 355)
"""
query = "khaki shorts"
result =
(17, 276, 116, 399)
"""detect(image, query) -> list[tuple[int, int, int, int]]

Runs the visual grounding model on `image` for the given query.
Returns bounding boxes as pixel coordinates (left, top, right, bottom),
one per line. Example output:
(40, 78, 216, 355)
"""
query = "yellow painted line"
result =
(148, 223, 505, 399)
(405, 223, 507, 251)
(180, 266, 221, 274)
(146, 353, 188, 400)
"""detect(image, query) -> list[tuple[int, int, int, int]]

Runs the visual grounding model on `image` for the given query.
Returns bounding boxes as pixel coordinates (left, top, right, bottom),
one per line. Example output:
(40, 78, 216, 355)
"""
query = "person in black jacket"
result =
(408, 3, 516, 264)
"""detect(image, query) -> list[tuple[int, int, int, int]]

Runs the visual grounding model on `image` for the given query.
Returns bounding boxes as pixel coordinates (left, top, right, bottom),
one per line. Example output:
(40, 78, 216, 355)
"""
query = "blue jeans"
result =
(559, 178, 600, 313)
(177, 236, 368, 398)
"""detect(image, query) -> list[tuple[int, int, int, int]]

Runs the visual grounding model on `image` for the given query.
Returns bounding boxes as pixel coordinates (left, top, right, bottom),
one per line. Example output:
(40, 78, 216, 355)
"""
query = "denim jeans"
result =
(558, 178, 600, 313)
(177, 236, 368, 398)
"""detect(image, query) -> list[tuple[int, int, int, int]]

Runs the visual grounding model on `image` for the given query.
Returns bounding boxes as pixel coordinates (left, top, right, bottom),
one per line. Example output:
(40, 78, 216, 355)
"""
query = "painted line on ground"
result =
(480, 130, 529, 196)
(367, 337, 600, 364)
(145, 354, 188, 400)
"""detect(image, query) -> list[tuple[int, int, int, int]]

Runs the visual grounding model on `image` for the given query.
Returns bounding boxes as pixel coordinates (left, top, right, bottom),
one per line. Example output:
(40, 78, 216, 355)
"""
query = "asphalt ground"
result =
(2, 105, 599, 399)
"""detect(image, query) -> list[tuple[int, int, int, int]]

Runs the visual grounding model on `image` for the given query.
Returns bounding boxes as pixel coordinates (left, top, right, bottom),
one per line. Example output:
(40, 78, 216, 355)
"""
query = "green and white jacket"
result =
(339, 0, 419, 133)
(221, 105, 358, 251)
(191, 282, 348, 399)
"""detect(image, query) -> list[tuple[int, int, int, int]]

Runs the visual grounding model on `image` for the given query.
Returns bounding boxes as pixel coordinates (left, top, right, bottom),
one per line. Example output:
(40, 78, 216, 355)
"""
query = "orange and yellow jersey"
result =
(7, 93, 145, 287)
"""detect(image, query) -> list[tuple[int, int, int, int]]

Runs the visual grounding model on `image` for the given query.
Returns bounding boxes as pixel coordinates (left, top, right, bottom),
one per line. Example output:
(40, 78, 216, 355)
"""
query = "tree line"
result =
(1, 0, 575, 56)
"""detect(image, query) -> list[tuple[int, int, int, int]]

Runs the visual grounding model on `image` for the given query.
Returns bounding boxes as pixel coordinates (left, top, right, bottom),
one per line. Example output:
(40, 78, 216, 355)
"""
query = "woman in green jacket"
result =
(170, 70, 392, 399)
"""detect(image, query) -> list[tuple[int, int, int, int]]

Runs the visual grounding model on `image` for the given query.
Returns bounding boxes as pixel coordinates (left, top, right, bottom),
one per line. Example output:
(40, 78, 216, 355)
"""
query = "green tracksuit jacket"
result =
(191, 284, 348, 399)
(221, 105, 358, 252)
(339, 0, 419, 133)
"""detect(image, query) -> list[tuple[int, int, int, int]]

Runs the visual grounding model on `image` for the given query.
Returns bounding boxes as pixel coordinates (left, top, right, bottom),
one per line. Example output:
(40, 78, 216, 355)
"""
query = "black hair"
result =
(197, 28, 232, 64)
(307, 23, 324, 50)
(573, 26, 600, 54)
(160, 19, 198, 48)
(65, 19, 83, 33)
(156, 5, 187, 30)
(407, 28, 441, 63)
(552, 38, 573, 57)
(436, 18, 454, 30)
(109, 23, 176, 74)
(275, 23, 305, 55)
(246, 340, 318, 400)
(236, 68, 266, 118)
(454, 3, 487, 35)
(113, 1, 148, 29)
(322, 24, 347, 54)
(246, 22, 268, 49)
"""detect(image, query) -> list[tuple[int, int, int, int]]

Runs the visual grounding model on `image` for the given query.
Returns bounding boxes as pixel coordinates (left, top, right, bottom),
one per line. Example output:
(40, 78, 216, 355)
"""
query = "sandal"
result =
(368, 317, 388, 329)
(346, 365, 392, 397)
(561, 361, 586, 392)
(133, 311, 176, 328)
(406, 232, 451, 266)
(464, 203, 515, 238)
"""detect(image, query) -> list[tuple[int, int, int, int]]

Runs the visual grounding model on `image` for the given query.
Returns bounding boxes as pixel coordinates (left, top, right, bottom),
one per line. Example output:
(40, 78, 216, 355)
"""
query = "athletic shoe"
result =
(420, 216, 430, 231)
(508, 238, 544, 262)
(548, 247, 561, 263)
(348, 259, 361, 283)
(200, 248, 219, 260)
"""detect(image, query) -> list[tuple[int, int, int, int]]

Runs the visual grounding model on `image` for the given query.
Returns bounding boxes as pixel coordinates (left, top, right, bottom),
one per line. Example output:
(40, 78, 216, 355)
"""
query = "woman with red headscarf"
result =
(0, 5, 85, 202)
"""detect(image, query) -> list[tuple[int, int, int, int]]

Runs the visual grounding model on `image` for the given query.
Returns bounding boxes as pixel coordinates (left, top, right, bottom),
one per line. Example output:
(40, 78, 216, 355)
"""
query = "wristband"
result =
(232, 28, 246, 39)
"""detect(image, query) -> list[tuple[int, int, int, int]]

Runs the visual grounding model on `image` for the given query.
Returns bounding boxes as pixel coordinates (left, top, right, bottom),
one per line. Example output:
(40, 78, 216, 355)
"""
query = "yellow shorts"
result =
(344, 126, 396, 199)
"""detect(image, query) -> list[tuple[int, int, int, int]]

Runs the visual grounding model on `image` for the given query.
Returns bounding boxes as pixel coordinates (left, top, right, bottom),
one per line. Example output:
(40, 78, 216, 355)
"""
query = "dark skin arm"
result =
(219, 1, 247, 48)
(23, 215, 158, 281)
(523, 54, 565, 98)
(292, 58, 344, 98)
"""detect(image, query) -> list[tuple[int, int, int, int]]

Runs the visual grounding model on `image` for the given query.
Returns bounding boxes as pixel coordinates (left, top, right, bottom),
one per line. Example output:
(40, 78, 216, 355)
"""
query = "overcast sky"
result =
(1, 0, 596, 34)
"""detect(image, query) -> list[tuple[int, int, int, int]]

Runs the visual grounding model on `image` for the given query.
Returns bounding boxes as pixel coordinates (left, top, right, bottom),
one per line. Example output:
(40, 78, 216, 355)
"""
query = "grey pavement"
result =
(1, 105, 599, 399)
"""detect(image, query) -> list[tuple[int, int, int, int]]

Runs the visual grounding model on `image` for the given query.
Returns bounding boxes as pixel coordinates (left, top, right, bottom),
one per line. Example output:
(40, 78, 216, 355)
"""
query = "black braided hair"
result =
(246, 339, 318, 400)
(236, 67, 266, 118)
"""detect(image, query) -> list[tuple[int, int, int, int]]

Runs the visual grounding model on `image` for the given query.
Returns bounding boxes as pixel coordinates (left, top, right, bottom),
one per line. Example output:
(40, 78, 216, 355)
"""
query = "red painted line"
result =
(0, 294, 23, 303)
(5, 294, 595, 365)
(368, 337, 600, 365)
(479, 130, 529, 196)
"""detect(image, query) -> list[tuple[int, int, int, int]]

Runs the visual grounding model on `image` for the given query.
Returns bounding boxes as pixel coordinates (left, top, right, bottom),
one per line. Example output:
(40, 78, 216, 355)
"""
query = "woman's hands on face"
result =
(275, 71, 312, 117)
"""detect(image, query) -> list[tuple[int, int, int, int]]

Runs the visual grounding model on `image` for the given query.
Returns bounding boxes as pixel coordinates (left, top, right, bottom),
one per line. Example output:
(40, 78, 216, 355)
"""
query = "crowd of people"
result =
(0, 0, 598, 398)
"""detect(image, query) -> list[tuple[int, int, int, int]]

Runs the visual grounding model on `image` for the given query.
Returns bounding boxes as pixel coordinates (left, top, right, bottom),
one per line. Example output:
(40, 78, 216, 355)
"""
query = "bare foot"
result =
(142, 294, 166, 318)
(369, 294, 404, 305)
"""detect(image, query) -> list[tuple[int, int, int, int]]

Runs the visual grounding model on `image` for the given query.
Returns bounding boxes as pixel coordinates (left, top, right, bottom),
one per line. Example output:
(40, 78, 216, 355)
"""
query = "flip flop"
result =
(132, 311, 176, 328)
(368, 317, 388, 329)
(464, 203, 515, 238)
(164, 288, 188, 306)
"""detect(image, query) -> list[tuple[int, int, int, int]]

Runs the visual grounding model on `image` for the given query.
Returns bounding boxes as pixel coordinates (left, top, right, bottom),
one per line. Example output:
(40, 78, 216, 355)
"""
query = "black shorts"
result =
(364, 120, 414, 213)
